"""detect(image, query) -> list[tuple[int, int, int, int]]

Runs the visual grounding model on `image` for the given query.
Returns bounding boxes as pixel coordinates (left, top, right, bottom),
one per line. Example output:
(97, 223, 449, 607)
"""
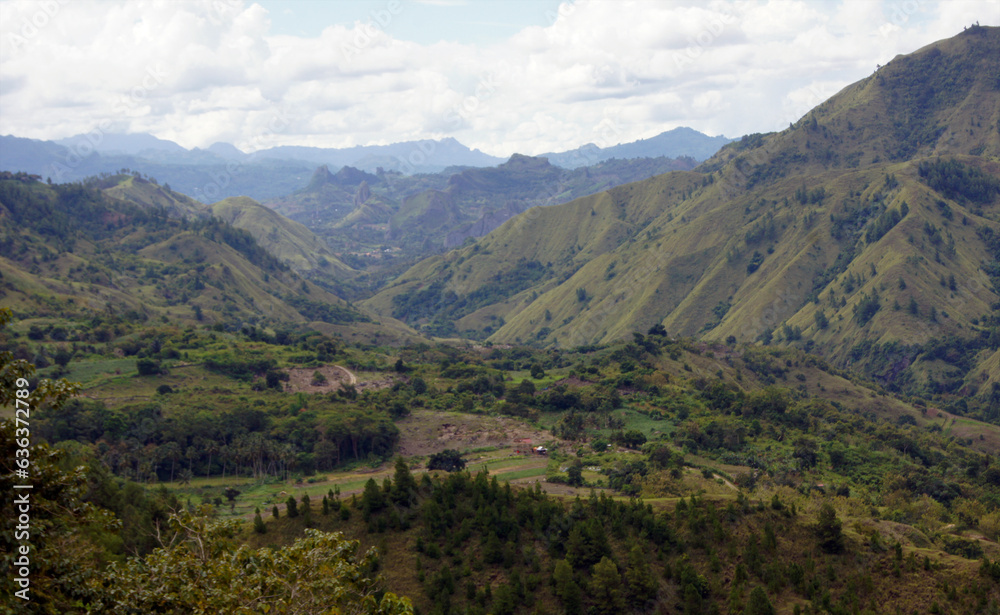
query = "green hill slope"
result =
(366, 26, 1000, 413)
(0, 172, 370, 331)
(210, 195, 353, 277)
(98, 172, 209, 219)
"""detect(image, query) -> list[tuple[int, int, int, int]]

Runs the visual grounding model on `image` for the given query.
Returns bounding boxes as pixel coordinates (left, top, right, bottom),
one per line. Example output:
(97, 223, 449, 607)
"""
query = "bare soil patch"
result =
(395, 409, 559, 457)
(283, 365, 355, 394)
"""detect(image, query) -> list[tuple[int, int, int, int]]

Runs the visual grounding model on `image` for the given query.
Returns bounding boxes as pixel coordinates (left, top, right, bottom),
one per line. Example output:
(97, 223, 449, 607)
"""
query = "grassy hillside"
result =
(98, 172, 209, 219)
(267, 156, 697, 268)
(210, 195, 354, 276)
(0, 172, 371, 331)
(367, 27, 1000, 415)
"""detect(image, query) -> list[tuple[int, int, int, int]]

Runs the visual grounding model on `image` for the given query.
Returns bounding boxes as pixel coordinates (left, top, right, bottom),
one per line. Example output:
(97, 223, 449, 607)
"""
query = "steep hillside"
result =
(210, 195, 353, 277)
(96, 173, 209, 219)
(366, 26, 1000, 413)
(0, 172, 373, 332)
(267, 155, 696, 265)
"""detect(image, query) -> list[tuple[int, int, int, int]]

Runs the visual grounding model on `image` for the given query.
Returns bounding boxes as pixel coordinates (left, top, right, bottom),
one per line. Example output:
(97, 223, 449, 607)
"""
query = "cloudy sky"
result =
(1, 0, 996, 157)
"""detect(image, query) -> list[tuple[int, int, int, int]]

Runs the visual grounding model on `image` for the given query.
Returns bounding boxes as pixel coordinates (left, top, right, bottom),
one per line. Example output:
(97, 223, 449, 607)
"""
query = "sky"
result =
(0, 0, 997, 157)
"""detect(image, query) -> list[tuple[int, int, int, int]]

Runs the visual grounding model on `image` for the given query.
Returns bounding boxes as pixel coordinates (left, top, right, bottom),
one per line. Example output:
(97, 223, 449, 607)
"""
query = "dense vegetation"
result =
(5, 301, 1000, 612)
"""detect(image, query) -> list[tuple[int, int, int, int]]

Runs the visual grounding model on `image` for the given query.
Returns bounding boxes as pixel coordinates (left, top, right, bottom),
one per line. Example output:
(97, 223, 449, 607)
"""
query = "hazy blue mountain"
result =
(55, 131, 187, 156)
(539, 127, 734, 168)
(0, 128, 733, 201)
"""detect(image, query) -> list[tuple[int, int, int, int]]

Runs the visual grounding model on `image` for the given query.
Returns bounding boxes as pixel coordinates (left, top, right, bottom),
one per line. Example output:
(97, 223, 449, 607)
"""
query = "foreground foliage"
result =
(92, 510, 412, 615)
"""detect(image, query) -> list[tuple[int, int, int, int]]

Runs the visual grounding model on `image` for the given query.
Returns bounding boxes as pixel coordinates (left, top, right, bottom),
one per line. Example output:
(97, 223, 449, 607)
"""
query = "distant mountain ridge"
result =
(0, 127, 731, 202)
(539, 127, 733, 168)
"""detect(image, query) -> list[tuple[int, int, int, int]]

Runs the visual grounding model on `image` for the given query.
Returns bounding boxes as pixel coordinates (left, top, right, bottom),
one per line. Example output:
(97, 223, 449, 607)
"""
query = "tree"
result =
(615, 429, 647, 449)
(816, 502, 845, 553)
(590, 556, 626, 615)
(223, 487, 240, 512)
(0, 307, 100, 609)
(553, 559, 582, 613)
(92, 511, 414, 614)
(391, 458, 418, 506)
(624, 545, 658, 606)
(361, 478, 386, 519)
(302, 493, 313, 527)
(746, 586, 775, 615)
(253, 509, 267, 534)
(793, 436, 819, 469)
(427, 449, 465, 472)
(815, 310, 829, 329)
(286, 495, 299, 518)
(566, 461, 584, 487)
(136, 358, 161, 376)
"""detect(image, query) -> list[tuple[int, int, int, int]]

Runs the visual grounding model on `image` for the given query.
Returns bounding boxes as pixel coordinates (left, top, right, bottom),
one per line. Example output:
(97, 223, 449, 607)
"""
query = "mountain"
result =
(365, 26, 1000, 413)
(272, 154, 698, 265)
(539, 126, 734, 168)
(258, 137, 504, 173)
(55, 132, 187, 156)
(0, 128, 729, 203)
(0, 172, 423, 342)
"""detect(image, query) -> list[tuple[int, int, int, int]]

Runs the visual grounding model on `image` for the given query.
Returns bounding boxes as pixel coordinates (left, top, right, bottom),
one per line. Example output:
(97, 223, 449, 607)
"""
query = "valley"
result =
(1, 23, 999, 615)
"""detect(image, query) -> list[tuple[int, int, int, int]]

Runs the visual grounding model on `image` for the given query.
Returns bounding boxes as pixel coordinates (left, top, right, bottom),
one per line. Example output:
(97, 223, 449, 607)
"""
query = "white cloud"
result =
(0, 0, 996, 157)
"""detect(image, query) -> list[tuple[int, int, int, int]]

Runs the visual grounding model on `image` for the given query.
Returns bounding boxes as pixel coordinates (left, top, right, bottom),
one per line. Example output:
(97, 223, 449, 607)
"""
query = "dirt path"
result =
(714, 473, 738, 490)
(338, 365, 357, 385)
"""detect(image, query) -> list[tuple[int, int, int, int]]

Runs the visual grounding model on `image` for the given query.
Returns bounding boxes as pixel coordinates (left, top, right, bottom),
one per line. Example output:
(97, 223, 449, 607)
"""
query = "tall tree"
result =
(816, 502, 845, 553)
(589, 556, 626, 615)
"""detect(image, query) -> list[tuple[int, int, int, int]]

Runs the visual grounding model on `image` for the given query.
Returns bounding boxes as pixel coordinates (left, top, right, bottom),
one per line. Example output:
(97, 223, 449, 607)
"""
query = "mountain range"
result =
(0, 128, 732, 202)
